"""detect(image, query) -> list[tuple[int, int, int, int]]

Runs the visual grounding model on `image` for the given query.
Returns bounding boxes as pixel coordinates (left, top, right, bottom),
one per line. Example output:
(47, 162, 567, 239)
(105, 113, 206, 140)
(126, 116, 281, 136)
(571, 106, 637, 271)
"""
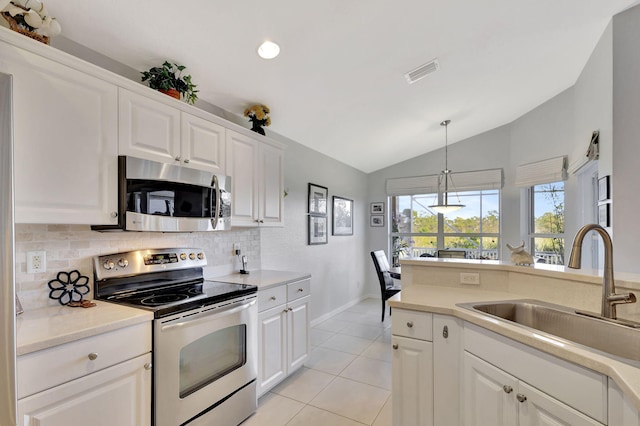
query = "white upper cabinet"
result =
(226, 129, 284, 227)
(1, 41, 119, 224)
(119, 88, 225, 174)
(181, 113, 226, 173)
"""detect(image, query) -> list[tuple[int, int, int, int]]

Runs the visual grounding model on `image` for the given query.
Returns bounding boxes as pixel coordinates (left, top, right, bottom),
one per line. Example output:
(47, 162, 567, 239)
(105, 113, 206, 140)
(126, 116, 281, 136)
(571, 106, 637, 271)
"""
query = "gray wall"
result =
(260, 136, 370, 322)
(612, 5, 640, 273)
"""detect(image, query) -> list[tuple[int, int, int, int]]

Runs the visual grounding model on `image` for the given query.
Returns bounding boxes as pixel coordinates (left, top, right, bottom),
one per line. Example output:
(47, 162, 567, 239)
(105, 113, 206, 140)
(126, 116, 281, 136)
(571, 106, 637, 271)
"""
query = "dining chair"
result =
(371, 250, 402, 322)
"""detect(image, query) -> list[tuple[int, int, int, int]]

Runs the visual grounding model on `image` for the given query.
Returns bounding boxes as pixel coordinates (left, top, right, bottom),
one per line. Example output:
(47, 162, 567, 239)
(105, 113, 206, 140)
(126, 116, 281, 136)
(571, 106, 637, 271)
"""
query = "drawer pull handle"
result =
(406, 321, 414, 328)
(144, 363, 153, 370)
(442, 325, 449, 339)
(288, 307, 293, 312)
(270, 296, 277, 301)
(516, 393, 527, 403)
(297, 288, 304, 292)
(392, 344, 398, 350)
(88, 352, 98, 361)
(503, 385, 513, 394)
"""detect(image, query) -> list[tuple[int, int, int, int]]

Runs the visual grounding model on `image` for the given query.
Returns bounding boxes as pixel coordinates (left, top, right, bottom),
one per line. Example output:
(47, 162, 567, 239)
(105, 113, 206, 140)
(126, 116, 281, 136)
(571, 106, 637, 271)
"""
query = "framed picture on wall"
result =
(598, 203, 610, 227)
(332, 196, 353, 236)
(308, 215, 328, 245)
(370, 202, 384, 214)
(370, 214, 384, 227)
(308, 183, 328, 215)
(598, 176, 610, 201)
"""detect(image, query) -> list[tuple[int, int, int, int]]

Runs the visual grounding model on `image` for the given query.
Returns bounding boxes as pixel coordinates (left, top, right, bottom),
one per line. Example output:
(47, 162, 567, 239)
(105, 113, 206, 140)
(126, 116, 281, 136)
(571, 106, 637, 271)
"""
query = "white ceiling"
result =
(44, 0, 639, 173)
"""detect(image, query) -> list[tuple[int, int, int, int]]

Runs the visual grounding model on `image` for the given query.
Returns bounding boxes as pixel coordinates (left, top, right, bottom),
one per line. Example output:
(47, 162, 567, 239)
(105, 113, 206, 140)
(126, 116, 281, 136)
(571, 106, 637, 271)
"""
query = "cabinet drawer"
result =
(258, 285, 287, 312)
(287, 279, 311, 302)
(392, 309, 433, 341)
(17, 322, 151, 399)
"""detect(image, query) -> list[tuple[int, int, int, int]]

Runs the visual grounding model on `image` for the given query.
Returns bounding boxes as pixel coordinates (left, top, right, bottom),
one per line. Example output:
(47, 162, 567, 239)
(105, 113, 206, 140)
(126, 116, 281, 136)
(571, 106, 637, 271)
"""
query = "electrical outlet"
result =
(233, 243, 241, 256)
(460, 272, 480, 285)
(27, 251, 46, 274)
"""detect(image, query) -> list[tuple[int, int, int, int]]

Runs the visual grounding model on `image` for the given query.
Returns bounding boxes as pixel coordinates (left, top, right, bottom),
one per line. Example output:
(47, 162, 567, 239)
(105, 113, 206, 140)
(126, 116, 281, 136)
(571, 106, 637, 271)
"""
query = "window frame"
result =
(389, 189, 501, 263)
(527, 181, 565, 265)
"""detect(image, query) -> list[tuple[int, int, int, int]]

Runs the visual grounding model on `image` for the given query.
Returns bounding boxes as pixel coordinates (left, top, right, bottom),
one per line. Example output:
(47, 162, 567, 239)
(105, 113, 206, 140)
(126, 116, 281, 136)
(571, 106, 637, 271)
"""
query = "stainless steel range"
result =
(93, 248, 258, 426)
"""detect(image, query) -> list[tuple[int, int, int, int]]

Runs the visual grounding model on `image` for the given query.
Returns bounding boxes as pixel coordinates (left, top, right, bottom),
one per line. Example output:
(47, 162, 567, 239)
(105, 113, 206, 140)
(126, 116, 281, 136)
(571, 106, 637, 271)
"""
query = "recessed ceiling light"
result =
(258, 41, 280, 59)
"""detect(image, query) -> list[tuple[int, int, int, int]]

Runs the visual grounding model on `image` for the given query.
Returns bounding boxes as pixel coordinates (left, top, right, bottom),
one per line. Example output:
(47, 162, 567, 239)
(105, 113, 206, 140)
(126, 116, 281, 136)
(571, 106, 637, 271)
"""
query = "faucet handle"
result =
(609, 292, 636, 305)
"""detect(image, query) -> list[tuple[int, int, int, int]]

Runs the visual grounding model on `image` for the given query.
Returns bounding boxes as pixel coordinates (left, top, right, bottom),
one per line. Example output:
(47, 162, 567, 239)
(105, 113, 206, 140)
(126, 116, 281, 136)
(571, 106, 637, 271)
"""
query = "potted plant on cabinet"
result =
(140, 61, 198, 105)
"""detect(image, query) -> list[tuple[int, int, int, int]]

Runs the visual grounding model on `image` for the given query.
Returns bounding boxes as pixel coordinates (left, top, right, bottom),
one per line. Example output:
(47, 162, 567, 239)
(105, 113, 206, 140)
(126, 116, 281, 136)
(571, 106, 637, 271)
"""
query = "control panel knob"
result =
(103, 260, 115, 270)
(197, 252, 204, 260)
(180, 253, 187, 261)
(117, 258, 129, 268)
(189, 252, 196, 260)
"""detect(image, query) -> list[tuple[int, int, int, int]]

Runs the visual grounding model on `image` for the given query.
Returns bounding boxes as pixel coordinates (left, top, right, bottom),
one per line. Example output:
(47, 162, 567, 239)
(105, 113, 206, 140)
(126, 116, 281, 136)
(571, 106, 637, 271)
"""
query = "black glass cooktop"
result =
(101, 280, 257, 318)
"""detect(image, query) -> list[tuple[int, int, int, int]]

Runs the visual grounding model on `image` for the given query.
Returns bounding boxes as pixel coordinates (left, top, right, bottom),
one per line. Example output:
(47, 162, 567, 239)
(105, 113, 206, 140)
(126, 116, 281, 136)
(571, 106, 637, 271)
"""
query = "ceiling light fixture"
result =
(429, 119, 465, 214)
(258, 41, 280, 59)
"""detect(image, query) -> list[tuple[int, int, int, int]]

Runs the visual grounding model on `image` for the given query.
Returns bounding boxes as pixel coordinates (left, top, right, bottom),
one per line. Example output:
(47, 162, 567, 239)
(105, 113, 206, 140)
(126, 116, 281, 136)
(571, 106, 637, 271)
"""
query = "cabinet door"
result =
(609, 380, 640, 426)
(18, 353, 151, 426)
(1, 44, 118, 224)
(181, 113, 226, 173)
(392, 335, 433, 426)
(259, 142, 284, 226)
(463, 352, 517, 426)
(518, 381, 603, 426)
(226, 130, 259, 226)
(119, 88, 180, 164)
(287, 296, 310, 373)
(257, 304, 287, 397)
(433, 315, 462, 426)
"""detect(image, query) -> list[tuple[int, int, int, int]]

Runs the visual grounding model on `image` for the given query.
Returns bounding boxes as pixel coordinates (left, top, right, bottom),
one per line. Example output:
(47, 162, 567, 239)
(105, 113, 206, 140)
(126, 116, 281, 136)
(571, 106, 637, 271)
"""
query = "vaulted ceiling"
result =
(43, 0, 640, 172)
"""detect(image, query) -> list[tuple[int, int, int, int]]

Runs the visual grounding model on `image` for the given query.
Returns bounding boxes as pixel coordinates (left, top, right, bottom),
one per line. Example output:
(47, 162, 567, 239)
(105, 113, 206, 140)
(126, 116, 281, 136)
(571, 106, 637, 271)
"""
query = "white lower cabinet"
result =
(464, 352, 602, 426)
(391, 309, 433, 426)
(16, 322, 152, 426)
(18, 353, 151, 426)
(257, 279, 310, 396)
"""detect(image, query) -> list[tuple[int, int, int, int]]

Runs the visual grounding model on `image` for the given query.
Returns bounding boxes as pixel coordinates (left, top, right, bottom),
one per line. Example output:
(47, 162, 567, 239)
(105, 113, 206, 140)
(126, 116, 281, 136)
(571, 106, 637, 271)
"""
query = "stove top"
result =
(102, 279, 257, 318)
(93, 248, 257, 318)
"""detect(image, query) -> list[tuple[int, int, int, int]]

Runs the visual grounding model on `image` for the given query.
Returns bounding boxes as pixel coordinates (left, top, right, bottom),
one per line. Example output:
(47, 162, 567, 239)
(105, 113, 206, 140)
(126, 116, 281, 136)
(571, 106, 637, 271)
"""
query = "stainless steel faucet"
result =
(568, 223, 636, 319)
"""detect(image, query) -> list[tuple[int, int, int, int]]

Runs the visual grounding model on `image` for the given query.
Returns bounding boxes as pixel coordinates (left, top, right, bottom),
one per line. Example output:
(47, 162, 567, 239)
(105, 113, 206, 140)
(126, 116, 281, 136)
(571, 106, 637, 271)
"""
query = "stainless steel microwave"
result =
(92, 156, 231, 232)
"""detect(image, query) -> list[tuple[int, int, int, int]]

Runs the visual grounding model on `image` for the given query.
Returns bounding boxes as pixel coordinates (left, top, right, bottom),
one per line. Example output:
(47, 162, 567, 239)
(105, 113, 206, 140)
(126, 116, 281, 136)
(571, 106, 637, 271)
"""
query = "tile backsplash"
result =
(15, 224, 260, 310)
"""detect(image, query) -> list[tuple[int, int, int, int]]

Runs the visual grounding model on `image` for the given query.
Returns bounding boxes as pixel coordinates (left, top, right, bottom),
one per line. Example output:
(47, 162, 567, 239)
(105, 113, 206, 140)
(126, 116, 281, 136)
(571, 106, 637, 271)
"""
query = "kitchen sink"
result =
(457, 299, 640, 364)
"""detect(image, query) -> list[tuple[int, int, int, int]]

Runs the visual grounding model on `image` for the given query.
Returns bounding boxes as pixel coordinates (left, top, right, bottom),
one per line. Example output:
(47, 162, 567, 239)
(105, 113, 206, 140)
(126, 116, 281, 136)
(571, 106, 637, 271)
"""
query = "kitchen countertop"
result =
(211, 270, 311, 290)
(389, 284, 640, 410)
(16, 301, 153, 356)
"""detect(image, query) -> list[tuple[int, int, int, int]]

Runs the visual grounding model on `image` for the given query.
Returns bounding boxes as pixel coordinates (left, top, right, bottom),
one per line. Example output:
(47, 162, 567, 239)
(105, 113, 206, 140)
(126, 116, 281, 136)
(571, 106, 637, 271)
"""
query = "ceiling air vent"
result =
(404, 58, 439, 84)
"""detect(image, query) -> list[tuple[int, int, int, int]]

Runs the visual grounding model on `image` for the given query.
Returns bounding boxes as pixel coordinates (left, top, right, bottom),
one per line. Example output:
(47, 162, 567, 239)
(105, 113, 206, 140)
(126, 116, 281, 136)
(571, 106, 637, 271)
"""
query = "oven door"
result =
(154, 297, 257, 426)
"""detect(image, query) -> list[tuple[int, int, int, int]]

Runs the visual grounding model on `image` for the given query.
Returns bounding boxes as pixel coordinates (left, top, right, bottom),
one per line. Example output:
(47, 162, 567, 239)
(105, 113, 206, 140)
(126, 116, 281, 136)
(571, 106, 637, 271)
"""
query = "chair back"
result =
(371, 250, 394, 289)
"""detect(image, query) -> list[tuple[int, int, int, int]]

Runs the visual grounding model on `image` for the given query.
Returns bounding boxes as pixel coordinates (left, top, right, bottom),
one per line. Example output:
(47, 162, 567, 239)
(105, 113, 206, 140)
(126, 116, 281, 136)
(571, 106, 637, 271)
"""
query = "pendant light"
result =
(429, 119, 465, 213)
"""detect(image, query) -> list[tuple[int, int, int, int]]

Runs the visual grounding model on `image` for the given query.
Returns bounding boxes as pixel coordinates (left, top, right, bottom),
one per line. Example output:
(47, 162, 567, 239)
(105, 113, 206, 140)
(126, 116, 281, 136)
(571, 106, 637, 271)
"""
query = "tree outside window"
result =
(390, 190, 500, 265)
(529, 182, 565, 264)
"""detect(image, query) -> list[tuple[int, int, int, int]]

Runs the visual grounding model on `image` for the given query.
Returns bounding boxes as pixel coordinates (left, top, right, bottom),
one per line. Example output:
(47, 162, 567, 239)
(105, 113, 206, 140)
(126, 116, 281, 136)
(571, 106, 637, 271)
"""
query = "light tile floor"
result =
(242, 298, 393, 426)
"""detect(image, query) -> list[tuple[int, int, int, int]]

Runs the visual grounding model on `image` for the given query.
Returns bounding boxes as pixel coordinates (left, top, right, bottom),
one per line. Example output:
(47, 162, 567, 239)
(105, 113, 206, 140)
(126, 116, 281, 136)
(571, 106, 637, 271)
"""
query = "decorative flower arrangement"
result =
(244, 104, 271, 135)
(1, 0, 62, 41)
(141, 61, 199, 105)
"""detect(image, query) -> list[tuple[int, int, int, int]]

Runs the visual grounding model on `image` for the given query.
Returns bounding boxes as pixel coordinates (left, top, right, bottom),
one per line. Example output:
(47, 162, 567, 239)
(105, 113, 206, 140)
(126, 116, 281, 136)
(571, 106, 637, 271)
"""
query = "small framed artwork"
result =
(598, 203, 610, 227)
(370, 214, 385, 227)
(308, 215, 328, 245)
(332, 196, 353, 236)
(598, 176, 610, 201)
(370, 202, 385, 214)
(308, 183, 328, 215)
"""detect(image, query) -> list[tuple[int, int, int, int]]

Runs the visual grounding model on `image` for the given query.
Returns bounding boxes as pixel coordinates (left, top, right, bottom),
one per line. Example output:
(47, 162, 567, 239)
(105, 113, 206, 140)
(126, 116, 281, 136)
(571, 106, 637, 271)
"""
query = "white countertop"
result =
(389, 284, 640, 410)
(210, 270, 311, 290)
(16, 301, 153, 356)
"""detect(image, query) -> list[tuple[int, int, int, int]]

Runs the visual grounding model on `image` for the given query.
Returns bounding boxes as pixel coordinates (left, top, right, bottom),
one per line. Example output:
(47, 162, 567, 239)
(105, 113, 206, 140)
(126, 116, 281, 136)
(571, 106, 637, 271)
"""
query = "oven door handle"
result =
(160, 299, 256, 331)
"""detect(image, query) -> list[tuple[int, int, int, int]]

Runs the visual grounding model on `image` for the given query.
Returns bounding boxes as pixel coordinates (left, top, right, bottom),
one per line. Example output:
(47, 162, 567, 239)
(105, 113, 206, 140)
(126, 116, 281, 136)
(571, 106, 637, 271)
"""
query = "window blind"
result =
(515, 156, 567, 187)
(386, 168, 503, 195)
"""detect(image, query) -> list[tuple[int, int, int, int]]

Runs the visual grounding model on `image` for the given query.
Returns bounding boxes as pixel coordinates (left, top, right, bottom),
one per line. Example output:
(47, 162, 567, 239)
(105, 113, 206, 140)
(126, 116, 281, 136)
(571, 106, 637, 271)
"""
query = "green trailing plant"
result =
(140, 61, 198, 105)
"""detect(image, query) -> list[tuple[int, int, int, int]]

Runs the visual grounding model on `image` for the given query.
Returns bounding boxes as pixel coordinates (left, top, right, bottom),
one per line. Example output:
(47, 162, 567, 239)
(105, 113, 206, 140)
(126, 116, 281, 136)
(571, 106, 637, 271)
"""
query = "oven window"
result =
(179, 324, 246, 398)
